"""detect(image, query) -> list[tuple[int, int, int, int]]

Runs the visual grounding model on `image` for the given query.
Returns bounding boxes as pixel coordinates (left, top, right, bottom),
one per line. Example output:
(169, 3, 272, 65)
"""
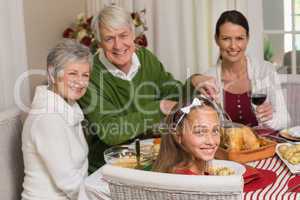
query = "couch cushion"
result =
(0, 108, 24, 200)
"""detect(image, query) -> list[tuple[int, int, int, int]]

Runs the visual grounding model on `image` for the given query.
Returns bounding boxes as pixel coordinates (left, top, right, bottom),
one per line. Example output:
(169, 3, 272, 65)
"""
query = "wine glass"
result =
(251, 93, 267, 107)
(250, 80, 268, 129)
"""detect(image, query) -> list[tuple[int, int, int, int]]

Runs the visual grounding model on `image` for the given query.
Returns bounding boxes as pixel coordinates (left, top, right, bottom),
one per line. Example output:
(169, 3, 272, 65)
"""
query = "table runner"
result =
(244, 155, 299, 200)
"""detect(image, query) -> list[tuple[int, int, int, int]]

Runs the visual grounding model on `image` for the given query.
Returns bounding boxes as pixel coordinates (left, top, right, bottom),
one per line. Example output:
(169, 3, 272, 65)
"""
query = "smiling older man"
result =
(79, 5, 198, 172)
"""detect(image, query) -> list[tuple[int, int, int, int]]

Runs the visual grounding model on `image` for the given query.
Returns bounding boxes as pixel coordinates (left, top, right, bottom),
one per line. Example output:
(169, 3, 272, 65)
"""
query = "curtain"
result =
(86, 0, 263, 81)
(0, 0, 30, 112)
(235, 0, 264, 61)
(148, 0, 212, 81)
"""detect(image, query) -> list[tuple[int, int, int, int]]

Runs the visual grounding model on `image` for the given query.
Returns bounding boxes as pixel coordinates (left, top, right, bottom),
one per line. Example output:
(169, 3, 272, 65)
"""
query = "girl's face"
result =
(216, 22, 248, 64)
(179, 106, 220, 161)
(54, 61, 90, 103)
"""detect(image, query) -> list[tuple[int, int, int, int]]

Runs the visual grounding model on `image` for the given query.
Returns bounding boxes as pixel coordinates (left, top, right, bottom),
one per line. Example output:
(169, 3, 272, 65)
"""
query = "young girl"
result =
(153, 97, 221, 175)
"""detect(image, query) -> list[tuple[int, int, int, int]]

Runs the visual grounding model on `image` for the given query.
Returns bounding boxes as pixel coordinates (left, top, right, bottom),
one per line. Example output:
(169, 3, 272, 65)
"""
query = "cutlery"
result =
(243, 164, 261, 184)
(264, 135, 297, 144)
(287, 184, 300, 192)
(244, 176, 260, 184)
(135, 139, 142, 169)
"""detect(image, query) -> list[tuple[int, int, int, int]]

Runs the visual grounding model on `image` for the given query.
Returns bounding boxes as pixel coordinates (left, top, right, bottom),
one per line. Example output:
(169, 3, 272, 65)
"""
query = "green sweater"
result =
(79, 47, 184, 172)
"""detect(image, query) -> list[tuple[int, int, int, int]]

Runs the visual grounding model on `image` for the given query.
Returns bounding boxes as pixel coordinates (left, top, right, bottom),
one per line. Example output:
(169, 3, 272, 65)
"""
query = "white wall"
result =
(23, 0, 85, 98)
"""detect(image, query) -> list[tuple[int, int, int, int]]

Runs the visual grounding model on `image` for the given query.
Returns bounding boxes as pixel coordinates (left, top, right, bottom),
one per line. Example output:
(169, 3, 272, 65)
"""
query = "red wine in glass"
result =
(251, 93, 267, 106)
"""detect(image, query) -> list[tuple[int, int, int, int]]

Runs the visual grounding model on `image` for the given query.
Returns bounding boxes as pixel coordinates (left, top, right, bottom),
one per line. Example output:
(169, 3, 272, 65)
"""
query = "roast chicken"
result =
(221, 126, 260, 151)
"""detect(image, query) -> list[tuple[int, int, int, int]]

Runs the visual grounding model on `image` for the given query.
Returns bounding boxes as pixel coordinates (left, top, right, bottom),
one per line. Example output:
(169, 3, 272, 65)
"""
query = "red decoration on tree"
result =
(62, 9, 148, 52)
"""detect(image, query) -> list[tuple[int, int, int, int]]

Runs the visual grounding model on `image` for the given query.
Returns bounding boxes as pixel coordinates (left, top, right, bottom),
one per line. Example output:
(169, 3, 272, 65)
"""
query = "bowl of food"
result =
(209, 159, 246, 176)
(277, 143, 300, 164)
(276, 143, 300, 174)
(104, 146, 154, 168)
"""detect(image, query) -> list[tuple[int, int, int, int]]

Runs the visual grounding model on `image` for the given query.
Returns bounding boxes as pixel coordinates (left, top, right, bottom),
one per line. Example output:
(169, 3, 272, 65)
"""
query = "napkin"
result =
(243, 166, 260, 181)
(287, 176, 300, 192)
(289, 126, 300, 138)
(243, 168, 277, 192)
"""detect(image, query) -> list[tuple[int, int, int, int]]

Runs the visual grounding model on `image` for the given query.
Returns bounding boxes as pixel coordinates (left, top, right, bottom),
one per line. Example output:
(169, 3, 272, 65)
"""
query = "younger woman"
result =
(191, 10, 290, 130)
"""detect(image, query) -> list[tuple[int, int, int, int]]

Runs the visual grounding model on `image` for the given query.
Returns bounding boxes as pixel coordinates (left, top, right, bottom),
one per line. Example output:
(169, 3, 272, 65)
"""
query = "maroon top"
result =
(223, 90, 258, 127)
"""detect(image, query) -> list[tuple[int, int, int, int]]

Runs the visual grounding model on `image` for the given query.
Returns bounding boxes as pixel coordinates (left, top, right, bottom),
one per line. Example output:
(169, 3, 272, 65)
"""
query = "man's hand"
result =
(160, 100, 177, 115)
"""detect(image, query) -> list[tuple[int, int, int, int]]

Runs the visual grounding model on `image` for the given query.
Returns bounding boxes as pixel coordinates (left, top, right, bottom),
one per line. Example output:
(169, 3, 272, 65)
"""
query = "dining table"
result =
(78, 154, 299, 200)
(243, 155, 299, 200)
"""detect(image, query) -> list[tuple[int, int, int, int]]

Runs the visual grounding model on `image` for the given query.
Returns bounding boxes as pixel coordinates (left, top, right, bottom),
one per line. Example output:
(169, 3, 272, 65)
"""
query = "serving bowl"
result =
(104, 146, 154, 168)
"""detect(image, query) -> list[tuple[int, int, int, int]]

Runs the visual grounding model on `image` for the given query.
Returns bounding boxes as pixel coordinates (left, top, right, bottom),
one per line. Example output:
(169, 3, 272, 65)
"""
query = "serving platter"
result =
(216, 137, 277, 163)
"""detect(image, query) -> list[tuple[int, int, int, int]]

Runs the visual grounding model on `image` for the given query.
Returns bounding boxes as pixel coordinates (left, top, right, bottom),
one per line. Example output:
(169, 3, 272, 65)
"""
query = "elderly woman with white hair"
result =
(21, 39, 92, 200)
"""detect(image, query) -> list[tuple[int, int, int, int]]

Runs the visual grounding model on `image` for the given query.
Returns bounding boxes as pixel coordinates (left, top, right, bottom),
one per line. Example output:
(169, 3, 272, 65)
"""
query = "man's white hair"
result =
(92, 5, 135, 42)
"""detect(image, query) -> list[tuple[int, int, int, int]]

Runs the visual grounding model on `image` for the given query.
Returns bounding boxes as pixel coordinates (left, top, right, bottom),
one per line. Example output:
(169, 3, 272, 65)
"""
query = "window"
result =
(263, 0, 300, 74)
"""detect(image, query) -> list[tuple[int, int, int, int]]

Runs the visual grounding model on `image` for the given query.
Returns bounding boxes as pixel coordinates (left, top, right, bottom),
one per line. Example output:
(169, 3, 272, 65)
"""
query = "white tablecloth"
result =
(78, 168, 111, 200)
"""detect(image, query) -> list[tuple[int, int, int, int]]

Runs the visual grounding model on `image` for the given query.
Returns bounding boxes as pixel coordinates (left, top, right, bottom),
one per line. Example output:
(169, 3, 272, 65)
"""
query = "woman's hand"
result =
(160, 100, 177, 115)
(191, 74, 219, 101)
(256, 102, 273, 123)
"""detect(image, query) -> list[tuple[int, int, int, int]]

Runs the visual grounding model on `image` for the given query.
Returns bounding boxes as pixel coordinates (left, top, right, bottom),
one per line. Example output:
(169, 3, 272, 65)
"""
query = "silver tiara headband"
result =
(174, 97, 204, 130)
(173, 95, 227, 130)
(180, 97, 203, 114)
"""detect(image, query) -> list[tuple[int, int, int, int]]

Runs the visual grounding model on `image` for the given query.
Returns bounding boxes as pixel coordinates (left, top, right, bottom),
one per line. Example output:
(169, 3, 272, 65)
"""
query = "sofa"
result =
(0, 108, 24, 200)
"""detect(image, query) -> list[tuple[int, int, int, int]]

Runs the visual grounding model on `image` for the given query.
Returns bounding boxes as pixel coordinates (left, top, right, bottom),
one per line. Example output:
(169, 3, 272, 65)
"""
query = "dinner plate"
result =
(212, 159, 246, 176)
(289, 126, 300, 138)
(279, 129, 300, 141)
(276, 143, 300, 174)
